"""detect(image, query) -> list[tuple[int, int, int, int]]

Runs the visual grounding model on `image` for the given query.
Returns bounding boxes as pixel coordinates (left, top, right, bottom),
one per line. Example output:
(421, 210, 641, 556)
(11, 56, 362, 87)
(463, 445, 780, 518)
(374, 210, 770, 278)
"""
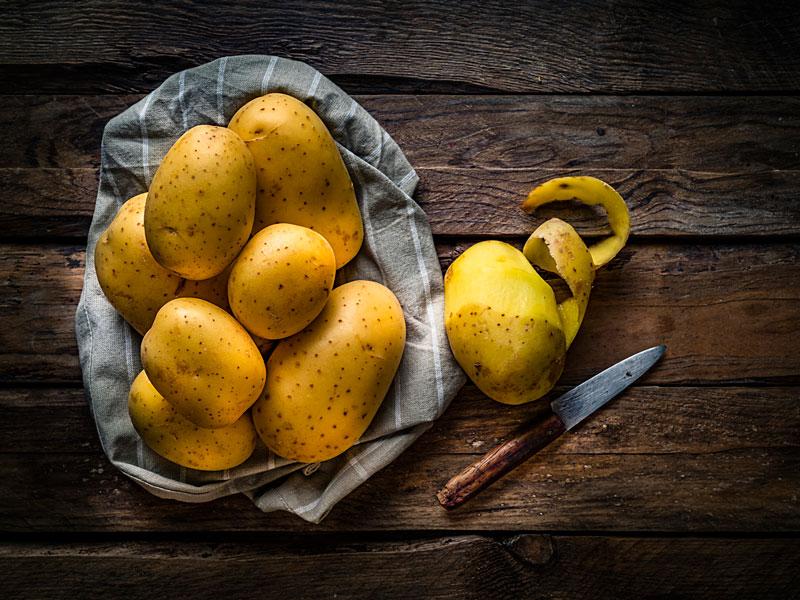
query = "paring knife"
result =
(437, 345, 666, 510)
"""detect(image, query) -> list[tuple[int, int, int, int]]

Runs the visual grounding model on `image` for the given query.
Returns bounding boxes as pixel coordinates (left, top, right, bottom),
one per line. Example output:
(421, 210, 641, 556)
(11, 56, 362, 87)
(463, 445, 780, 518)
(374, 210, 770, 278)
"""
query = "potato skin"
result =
(228, 93, 363, 269)
(228, 224, 336, 339)
(178, 263, 234, 312)
(94, 193, 183, 334)
(145, 125, 257, 279)
(252, 281, 405, 463)
(444, 241, 566, 405)
(129, 370, 257, 471)
(141, 298, 266, 429)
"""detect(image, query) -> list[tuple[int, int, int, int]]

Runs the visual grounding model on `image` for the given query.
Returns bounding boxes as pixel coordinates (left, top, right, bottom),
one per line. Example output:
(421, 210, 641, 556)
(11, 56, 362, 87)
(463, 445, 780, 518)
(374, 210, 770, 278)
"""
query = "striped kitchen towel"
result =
(75, 55, 465, 523)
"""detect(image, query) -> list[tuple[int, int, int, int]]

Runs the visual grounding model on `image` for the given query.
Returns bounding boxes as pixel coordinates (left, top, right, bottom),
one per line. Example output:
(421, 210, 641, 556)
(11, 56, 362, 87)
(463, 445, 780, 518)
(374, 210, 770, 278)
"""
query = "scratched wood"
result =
(1, 1, 798, 94)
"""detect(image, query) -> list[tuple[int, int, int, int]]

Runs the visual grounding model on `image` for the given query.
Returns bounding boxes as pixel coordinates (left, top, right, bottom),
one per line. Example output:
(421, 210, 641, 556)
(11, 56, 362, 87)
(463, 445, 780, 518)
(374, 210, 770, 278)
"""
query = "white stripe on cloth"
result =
(406, 203, 445, 411)
(392, 374, 402, 430)
(261, 56, 278, 94)
(99, 139, 123, 207)
(307, 71, 322, 98)
(138, 92, 156, 183)
(344, 99, 357, 121)
(178, 70, 188, 132)
(344, 153, 384, 282)
(216, 56, 228, 124)
(396, 169, 417, 190)
(364, 130, 389, 164)
(295, 441, 385, 515)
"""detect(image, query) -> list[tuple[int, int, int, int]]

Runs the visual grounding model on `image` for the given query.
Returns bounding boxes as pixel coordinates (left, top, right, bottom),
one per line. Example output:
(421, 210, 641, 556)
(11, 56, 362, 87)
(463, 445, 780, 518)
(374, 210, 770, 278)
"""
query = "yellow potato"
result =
(179, 263, 233, 312)
(228, 224, 336, 339)
(145, 125, 257, 279)
(141, 298, 266, 429)
(444, 241, 566, 405)
(94, 193, 183, 334)
(228, 93, 363, 268)
(129, 370, 257, 471)
(252, 281, 405, 462)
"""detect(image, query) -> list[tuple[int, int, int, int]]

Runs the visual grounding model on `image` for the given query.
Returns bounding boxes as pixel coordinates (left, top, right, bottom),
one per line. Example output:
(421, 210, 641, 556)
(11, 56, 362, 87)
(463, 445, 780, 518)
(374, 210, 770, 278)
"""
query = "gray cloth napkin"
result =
(75, 55, 465, 523)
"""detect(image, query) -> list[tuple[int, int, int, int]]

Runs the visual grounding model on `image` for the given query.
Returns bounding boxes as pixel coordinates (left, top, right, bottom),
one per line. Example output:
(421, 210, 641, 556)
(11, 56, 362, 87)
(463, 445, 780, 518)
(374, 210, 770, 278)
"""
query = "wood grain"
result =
(5, 95, 799, 171)
(1, 445, 797, 532)
(1, 536, 798, 599)
(3, 94, 798, 238)
(3, 242, 795, 384)
(3, 386, 798, 456)
(1, 1, 799, 94)
(0, 386, 797, 532)
(5, 166, 800, 239)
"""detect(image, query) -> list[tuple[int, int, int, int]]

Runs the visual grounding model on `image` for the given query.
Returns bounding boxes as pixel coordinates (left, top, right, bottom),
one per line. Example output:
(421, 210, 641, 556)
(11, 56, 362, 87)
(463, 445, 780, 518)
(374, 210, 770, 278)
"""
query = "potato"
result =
(228, 223, 336, 339)
(178, 263, 233, 312)
(145, 125, 257, 279)
(444, 240, 566, 405)
(141, 298, 266, 429)
(252, 281, 405, 462)
(129, 370, 257, 471)
(94, 193, 183, 334)
(228, 93, 363, 269)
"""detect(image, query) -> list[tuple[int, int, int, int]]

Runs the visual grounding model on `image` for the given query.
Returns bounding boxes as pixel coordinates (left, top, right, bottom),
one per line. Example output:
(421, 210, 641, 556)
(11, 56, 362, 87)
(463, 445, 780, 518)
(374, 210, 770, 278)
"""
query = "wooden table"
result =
(2, 2, 799, 597)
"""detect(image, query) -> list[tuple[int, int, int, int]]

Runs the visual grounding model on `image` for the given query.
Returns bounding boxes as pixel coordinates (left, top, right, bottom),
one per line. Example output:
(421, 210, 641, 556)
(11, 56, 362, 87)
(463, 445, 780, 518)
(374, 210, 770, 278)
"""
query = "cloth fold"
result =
(75, 55, 465, 523)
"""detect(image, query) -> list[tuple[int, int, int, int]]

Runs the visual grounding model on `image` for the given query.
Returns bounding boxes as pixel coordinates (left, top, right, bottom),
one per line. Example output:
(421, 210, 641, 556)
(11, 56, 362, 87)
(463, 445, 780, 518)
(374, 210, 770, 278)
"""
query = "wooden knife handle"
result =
(436, 411, 566, 510)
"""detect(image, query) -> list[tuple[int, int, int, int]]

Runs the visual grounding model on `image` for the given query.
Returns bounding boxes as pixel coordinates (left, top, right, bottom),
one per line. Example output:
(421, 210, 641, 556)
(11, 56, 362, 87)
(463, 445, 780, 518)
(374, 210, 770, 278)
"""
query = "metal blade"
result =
(552, 346, 666, 430)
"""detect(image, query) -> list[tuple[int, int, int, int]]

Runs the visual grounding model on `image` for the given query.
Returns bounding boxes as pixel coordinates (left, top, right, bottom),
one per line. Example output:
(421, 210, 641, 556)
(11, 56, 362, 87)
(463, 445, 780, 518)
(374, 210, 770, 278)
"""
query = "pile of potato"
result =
(96, 94, 406, 470)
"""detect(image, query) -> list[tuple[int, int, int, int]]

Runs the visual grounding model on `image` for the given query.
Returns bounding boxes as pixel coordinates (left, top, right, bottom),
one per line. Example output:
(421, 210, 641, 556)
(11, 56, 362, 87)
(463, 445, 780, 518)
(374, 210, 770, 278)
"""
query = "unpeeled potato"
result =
(94, 193, 183, 334)
(228, 93, 363, 268)
(228, 223, 336, 339)
(145, 125, 257, 279)
(129, 370, 257, 470)
(252, 281, 405, 462)
(141, 298, 266, 429)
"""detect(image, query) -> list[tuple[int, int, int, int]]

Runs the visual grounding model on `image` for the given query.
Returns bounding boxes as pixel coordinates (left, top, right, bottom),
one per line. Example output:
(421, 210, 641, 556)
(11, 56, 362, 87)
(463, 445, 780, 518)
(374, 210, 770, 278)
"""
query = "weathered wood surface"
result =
(7, 95, 799, 171)
(2, 242, 797, 384)
(2, 2, 799, 594)
(2, 536, 799, 600)
(6, 166, 800, 239)
(2, 1, 799, 94)
(1, 385, 797, 532)
(4, 94, 798, 239)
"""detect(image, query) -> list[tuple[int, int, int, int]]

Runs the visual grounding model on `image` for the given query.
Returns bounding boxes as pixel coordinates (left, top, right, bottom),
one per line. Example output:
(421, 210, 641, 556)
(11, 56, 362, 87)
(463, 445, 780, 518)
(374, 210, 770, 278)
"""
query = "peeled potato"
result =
(94, 193, 183, 334)
(129, 370, 257, 471)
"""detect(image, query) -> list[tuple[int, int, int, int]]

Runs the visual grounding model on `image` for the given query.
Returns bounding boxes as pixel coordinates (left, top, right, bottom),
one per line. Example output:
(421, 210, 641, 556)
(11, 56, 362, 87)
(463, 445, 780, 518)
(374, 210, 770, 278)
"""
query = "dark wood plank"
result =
(1, 447, 797, 532)
(6, 167, 800, 239)
(4, 386, 797, 457)
(4, 95, 798, 171)
(0, 386, 797, 532)
(2, 242, 797, 385)
(1, 536, 798, 599)
(1, 1, 799, 93)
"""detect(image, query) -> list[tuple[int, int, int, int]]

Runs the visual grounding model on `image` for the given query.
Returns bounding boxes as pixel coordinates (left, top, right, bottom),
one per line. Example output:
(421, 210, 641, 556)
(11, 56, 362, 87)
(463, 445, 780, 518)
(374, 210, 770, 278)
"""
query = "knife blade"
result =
(436, 345, 666, 510)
